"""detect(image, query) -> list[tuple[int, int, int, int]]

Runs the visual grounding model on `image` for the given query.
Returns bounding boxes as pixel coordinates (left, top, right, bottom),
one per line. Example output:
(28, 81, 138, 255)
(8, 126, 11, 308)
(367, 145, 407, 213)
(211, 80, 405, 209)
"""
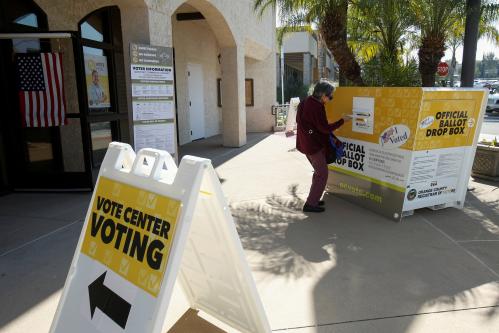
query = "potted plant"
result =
(472, 136, 499, 180)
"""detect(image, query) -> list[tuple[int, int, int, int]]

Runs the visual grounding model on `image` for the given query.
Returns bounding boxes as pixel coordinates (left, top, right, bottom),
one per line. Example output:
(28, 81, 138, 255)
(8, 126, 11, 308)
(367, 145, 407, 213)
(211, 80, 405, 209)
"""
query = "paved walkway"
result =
(1, 132, 498, 332)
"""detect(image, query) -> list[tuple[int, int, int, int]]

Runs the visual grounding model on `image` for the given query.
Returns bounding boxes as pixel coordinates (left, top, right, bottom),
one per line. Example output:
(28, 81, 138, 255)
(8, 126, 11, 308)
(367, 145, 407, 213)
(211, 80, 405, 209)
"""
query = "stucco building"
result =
(277, 30, 335, 96)
(0, 0, 276, 192)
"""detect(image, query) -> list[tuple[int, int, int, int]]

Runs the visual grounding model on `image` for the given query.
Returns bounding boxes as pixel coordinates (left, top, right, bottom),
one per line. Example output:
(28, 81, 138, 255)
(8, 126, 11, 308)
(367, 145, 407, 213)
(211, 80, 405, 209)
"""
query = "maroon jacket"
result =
(296, 96, 344, 155)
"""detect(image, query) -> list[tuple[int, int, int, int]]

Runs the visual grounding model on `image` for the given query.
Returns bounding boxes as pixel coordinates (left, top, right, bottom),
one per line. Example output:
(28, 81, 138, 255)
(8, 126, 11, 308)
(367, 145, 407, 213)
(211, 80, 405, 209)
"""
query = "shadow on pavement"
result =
(470, 176, 499, 191)
(0, 192, 90, 331)
(179, 133, 271, 168)
(232, 185, 499, 332)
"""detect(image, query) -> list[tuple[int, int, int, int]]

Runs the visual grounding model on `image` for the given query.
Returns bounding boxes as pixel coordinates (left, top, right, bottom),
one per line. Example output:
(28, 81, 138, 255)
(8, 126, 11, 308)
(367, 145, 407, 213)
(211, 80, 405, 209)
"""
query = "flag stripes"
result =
(16, 52, 67, 127)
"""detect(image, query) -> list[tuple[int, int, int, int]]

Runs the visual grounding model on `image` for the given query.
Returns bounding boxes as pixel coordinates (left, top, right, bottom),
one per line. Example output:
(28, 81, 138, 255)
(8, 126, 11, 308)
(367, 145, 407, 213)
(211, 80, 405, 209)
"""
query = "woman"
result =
(296, 81, 350, 213)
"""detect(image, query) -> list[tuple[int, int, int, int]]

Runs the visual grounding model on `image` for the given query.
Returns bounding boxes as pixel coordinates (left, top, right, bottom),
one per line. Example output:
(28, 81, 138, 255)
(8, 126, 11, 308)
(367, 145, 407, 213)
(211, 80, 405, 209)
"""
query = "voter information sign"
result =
(130, 43, 176, 155)
(50, 143, 270, 333)
(326, 88, 488, 222)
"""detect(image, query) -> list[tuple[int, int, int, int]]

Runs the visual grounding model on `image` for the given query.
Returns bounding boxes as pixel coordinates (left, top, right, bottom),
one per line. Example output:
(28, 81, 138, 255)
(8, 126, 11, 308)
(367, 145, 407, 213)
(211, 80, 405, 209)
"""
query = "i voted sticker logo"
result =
(379, 124, 410, 149)
(467, 118, 475, 128)
(420, 116, 434, 129)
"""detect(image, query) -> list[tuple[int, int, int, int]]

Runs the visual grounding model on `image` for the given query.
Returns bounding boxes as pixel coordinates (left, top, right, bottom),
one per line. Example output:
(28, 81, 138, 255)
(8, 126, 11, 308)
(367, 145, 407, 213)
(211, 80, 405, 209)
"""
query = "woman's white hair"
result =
(312, 80, 334, 99)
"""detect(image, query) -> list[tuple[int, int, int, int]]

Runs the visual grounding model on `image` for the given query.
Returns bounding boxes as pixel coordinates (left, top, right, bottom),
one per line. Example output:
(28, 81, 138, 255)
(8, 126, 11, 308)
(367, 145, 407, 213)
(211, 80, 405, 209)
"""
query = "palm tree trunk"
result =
(461, 0, 481, 87)
(418, 35, 445, 87)
(449, 45, 457, 86)
(320, 1, 364, 86)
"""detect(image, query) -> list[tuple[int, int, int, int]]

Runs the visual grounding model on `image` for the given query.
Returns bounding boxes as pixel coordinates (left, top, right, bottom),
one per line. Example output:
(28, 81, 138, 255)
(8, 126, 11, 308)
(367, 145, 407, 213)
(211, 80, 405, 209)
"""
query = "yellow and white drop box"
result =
(326, 87, 488, 222)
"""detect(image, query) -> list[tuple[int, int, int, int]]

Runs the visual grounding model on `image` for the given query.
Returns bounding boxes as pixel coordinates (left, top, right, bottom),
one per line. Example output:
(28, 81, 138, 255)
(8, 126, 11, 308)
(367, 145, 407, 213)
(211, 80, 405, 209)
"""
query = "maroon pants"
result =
(306, 149, 328, 206)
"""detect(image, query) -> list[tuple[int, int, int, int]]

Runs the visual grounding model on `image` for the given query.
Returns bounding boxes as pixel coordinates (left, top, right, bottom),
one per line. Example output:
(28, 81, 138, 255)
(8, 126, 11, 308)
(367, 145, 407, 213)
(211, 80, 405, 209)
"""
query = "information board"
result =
(130, 43, 176, 155)
(326, 88, 488, 222)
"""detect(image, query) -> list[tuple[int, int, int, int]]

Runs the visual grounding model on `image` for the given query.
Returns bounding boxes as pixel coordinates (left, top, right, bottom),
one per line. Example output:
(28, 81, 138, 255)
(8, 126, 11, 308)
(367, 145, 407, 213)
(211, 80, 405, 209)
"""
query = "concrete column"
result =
(221, 46, 246, 147)
(303, 53, 312, 86)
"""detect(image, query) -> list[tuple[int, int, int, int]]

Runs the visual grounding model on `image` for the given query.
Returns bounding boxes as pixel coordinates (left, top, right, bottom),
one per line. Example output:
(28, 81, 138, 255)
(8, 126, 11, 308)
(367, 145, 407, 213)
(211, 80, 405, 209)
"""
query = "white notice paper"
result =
(133, 101, 174, 121)
(352, 97, 375, 134)
(134, 123, 176, 154)
(132, 84, 174, 98)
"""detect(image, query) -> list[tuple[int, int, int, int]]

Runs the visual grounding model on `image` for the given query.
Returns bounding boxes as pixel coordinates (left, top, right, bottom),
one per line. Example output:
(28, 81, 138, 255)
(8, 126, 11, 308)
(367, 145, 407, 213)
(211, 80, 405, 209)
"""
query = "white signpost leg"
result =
(175, 160, 271, 333)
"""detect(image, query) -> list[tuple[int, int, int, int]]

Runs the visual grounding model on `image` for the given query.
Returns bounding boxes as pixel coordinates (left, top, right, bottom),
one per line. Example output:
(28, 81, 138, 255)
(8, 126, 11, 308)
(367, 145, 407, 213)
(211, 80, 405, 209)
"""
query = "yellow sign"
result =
(413, 91, 483, 150)
(81, 177, 181, 297)
(326, 88, 484, 152)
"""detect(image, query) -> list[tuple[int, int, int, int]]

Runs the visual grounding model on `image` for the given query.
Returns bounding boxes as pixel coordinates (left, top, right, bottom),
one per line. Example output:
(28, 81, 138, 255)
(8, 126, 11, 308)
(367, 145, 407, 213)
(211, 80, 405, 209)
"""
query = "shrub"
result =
(362, 58, 421, 87)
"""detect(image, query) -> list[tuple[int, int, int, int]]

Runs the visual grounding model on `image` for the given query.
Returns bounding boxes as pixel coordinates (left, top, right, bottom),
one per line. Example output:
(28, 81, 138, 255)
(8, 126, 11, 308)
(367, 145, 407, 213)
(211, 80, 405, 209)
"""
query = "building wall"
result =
(164, 0, 274, 57)
(245, 54, 276, 132)
(169, 0, 275, 140)
(282, 31, 318, 59)
(172, 16, 222, 145)
(34, 0, 275, 150)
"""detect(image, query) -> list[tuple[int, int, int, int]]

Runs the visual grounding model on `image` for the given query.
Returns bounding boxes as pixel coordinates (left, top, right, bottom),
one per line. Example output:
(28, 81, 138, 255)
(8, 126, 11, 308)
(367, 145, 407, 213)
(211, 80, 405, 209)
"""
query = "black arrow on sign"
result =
(88, 271, 131, 329)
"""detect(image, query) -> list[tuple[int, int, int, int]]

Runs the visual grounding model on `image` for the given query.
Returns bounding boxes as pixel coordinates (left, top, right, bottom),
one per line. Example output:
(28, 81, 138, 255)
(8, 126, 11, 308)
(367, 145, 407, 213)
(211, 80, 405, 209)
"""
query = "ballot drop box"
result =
(326, 87, 488, 222)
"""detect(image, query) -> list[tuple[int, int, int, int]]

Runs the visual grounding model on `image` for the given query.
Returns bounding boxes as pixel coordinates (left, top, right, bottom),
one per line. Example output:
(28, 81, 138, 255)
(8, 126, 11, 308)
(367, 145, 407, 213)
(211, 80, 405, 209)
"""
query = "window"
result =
(79, 6, 126, 167)
(245, 79, 254, 107)
(81, 13, 113, 114)
(216, 78, 254, 107)
(90, 122, 113, 164)
(12, 12, 41, 52)
(81, 22, 105, 42)
(217, 78, 222, 107)
(14, 13, 38, 28)
(0, 0, 48, 32)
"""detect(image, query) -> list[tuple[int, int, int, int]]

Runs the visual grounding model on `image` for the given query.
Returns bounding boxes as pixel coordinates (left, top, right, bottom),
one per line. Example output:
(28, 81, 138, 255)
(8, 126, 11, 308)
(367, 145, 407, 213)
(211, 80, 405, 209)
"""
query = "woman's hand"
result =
(342, 114, 353, 122)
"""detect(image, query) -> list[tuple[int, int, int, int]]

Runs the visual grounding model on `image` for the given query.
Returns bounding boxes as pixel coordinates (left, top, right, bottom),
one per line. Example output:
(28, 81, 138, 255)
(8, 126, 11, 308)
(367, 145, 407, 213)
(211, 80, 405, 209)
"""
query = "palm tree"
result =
(410, 0, 464, 87)
(447, 17, 466, 86)
(350, 0, 414, 64)
(447, 3, 499, 87)
(447, 1, 499, 86)
(347, 0, 421, 86)
(468, 1, 499, 83)
(255, 0, 364, 86)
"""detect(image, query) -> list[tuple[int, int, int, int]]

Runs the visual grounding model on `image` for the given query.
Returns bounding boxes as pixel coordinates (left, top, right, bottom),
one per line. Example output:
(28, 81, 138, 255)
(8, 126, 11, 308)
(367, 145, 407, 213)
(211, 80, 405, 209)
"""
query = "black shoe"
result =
(303, 203, 325, 213)
(318, 200, 325, 206)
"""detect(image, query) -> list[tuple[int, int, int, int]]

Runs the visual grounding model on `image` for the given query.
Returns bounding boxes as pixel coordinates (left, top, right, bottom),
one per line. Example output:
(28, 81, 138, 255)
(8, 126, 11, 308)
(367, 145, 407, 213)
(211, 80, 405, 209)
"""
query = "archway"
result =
(171, 0, 246, 148)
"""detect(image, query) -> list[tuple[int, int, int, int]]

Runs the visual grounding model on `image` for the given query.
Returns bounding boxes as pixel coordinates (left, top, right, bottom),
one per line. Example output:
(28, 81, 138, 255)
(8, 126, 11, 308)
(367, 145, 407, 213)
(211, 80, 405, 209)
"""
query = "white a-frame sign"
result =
(50, 142, 271, 333)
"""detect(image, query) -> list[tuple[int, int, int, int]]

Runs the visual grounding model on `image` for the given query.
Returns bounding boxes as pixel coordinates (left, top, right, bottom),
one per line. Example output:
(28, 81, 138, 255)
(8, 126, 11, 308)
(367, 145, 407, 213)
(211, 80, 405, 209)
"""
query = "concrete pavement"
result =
(0, 132, 498, 333)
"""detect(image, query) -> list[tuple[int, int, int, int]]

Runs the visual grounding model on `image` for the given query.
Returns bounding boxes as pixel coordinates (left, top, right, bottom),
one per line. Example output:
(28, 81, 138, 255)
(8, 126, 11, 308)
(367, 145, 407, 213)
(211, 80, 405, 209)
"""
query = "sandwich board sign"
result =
(50, 142, 270, 333)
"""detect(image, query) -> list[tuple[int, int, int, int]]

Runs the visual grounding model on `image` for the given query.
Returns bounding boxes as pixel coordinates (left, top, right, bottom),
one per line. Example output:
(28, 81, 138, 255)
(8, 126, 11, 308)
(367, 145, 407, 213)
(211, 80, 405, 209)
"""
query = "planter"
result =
(472, 144, 499, 180)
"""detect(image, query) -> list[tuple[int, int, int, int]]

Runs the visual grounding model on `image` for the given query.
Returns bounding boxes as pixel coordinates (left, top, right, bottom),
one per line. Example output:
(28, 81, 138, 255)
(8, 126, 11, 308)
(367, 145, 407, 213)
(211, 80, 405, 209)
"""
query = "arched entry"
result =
(0, 0, 59, 190)
(171, 0, 246, 148)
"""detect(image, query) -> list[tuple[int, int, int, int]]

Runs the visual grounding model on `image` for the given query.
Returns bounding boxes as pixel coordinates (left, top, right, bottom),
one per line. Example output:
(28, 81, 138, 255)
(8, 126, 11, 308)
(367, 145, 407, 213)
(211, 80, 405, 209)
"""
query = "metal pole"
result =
(0, 32, 72, 39)
(280, 46, 285, 104)
(460, 0, 481, 87)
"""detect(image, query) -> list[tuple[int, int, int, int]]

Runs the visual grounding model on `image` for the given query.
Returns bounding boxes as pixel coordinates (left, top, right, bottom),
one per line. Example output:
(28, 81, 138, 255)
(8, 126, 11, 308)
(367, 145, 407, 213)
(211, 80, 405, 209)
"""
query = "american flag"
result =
(16, 53, 67, 127)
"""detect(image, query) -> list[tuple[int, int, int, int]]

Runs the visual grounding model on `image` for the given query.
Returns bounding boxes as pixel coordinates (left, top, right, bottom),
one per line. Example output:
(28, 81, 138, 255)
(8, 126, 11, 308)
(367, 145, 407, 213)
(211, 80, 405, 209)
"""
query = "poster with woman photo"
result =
(84, 53, 111, 109)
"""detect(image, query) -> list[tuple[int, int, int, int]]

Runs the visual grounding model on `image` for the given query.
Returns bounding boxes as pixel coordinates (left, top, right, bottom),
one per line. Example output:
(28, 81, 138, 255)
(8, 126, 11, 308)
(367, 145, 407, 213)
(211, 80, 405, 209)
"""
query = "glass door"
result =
(0, 9, 65, 188)
(78, 6, 129, 175)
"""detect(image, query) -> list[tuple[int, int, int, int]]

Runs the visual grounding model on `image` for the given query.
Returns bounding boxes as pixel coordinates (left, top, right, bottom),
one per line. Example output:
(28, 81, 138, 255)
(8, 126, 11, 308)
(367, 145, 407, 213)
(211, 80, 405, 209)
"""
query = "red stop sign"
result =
(437, 62, 449, 76)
